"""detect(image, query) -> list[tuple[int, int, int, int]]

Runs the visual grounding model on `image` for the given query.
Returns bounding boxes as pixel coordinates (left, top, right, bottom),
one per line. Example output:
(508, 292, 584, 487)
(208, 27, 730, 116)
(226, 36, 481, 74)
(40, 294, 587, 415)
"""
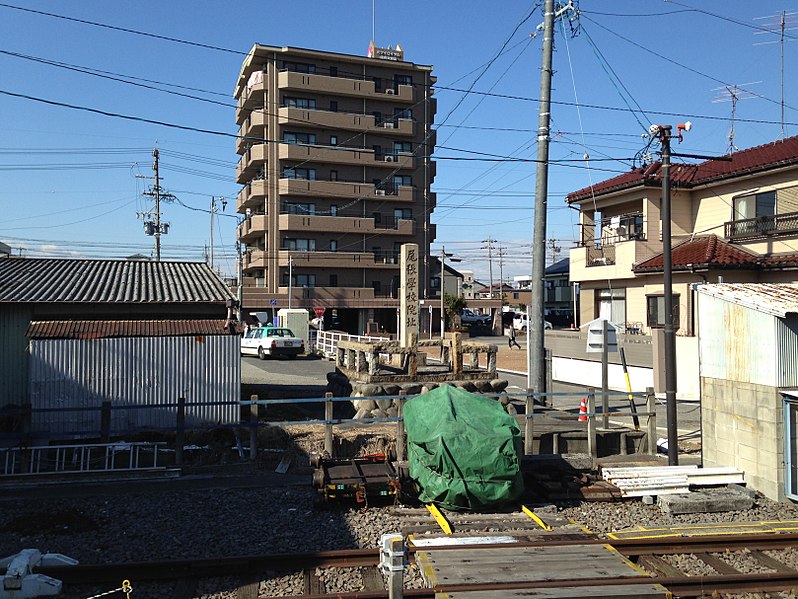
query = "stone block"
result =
(658, 490, 754, 515)
(727, 483, 756, 499)
(490, 378, 509, 392)
(383, 384, 401, 396)
(353, 398, 377, 412)
(375, 398, 393, 411)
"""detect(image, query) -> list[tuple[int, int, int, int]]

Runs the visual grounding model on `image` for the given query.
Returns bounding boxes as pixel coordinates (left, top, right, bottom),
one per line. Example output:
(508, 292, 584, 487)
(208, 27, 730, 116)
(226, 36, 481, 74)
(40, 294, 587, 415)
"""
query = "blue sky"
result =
(1, 1, 796, 282)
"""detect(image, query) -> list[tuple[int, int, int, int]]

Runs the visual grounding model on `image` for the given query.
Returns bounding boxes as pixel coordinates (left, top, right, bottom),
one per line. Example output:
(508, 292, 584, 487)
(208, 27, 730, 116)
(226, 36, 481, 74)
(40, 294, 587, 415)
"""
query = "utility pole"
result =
(482, 237, 496, 298)
(498, 245, 506, 304)
(236, 238, 244, 323)
(440, 246, 447, 340)
(138, 148, 173, 261)
(210, 196, 215, 271)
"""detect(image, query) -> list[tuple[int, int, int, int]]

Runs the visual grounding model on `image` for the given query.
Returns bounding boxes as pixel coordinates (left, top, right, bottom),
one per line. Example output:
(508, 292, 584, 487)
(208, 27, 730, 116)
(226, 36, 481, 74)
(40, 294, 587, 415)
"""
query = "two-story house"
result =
(568, 136, 798, 336)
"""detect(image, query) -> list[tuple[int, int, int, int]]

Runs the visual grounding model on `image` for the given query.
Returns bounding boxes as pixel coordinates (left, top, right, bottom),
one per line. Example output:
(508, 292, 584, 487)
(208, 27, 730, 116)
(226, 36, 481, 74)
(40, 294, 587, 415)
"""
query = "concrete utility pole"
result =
(153, 149, 162, 262)
(236, 239, 243, 323)
(210, 196, 215, 271)
(529, 0, 556, 396)
(482, 237, 496, 298)
(498, 245, 506, 304)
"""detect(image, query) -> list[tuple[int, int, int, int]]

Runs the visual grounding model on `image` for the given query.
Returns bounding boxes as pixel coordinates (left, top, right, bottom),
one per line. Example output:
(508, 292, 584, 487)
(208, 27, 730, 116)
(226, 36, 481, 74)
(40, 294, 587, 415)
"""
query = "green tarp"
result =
(404, 385, 524, 511)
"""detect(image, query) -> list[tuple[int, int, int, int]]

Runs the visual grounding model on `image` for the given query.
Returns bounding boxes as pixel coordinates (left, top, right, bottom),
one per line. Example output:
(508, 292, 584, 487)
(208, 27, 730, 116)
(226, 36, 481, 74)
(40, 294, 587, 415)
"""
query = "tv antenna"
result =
(711, 83, 759, 154)
(754, 10, 798, 139)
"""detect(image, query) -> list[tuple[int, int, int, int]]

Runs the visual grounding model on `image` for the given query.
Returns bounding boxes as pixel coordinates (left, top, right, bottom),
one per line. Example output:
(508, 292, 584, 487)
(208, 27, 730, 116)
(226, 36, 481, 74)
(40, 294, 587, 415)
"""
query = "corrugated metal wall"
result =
(29, 335, 240, 435)
(777, 315, 798, 387)
(0, 305, 31, 406)
(698, 294, 779, 386)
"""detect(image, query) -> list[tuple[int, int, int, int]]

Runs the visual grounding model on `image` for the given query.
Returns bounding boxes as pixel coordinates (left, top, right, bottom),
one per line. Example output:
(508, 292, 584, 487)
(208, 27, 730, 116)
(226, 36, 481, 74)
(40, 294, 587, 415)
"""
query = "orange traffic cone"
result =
(578, 397, 588, 422)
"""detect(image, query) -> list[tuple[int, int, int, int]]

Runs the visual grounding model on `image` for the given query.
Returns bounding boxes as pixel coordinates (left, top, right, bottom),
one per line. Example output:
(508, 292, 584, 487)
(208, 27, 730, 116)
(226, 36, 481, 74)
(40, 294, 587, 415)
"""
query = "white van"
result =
(512, 313, 553, 332)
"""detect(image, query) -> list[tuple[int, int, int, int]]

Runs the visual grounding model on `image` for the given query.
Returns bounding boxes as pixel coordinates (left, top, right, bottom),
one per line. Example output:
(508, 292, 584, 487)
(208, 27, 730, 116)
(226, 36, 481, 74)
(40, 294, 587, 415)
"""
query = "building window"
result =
(785, 396, 798, 501)
(282, 272, 316, 287)
(373, 77, 382, 92)
(646, 294, 680, 330)
(394, 107, 412, 121)
(282, 167, 316, 180)
(285, 238, 316, 251)
(329, 66, 338, 77)
(431, 276, 441, 290)
(394, 208, 412, 221)
(329, 100, 338, 112)
(394, 74, 412, 87)
(330, 170, 338, 182)
(284, 97, 317, 110)
(596, 288, 626, 325)
(330, 240, 337, 251)
(733, 191, 776, 220)
(282, 61, 316, 74)
(394, 141, 412, 155)
(330, 274, 338, 286)
(393, 175, 412, 190)
(373, 144, 382, 157)
(372, 281, 382, 294)
(283, 132, 316, 145)
(284, 203, 315, 215)
(373, 111, 382, 125)
(330, 135, 338, 146)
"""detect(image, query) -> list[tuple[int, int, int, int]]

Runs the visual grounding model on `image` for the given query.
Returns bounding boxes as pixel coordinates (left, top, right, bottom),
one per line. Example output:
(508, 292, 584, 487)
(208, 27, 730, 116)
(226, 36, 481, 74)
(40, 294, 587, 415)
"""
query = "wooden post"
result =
(395, 396, 406, 463)
(324, 392, 334, 457)
(387, 537, 404, 599)
(249, 395, 258, 462)
(175, 397, 186, 467)
(452, 332, 463, 376)
(524, 387, 534, 455)
(587, 389, 597, 461)
(100, 400, 111, 443)
(646, 386, 657, 456)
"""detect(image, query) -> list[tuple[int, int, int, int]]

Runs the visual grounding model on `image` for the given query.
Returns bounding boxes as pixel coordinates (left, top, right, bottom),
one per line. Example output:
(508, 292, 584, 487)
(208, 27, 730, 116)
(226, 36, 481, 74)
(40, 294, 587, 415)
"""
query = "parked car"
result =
(241, 326, 305, 359)
(460, 309, 492, 326)
(512, 313, 552, 332)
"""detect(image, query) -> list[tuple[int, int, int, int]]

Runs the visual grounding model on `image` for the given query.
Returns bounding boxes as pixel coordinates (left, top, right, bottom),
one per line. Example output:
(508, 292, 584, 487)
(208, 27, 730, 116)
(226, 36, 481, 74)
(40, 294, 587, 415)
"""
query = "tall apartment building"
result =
(234, 43, 437, 333)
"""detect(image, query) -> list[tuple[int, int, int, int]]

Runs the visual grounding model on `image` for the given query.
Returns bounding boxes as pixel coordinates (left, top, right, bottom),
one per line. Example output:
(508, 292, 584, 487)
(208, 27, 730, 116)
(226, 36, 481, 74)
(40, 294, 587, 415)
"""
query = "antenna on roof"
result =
(372, 0, 376, 47)
(711, 83, 758, 154)
(754, 10, 798, 140)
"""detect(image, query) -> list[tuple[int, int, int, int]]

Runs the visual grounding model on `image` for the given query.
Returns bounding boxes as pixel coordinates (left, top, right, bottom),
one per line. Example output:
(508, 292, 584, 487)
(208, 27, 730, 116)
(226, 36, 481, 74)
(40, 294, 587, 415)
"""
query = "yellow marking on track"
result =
(568, 519, 595, 535)
(425, 503, 453, 535)
(607, 520, 798, 540)
(413, 550, 440, 589)
(521, 505, 552, 531)
(602, 543, 651, 576)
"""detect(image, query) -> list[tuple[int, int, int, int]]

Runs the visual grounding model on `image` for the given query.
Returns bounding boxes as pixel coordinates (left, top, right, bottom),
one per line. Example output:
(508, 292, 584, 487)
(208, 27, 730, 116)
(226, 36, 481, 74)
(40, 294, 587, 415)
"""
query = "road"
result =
(242, 345, 702, 450)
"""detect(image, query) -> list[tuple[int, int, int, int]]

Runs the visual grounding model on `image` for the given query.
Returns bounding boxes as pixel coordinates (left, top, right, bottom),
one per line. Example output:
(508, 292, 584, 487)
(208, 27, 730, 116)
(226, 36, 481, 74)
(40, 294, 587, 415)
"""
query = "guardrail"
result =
(1, 442, 168, 477)
(313, 330, 388, 359)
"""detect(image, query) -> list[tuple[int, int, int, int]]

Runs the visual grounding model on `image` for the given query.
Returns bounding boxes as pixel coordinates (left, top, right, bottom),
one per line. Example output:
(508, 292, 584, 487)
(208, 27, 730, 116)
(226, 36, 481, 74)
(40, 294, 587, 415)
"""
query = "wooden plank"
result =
(303, 569, 323, 594)
(361, 566, 384, 591)
(444, 582, 668, 598)
(694, 552, 739, 575)
(274, 453, 292, 474)
(637, 555, 683, 578)
(750, 549, 796, 573)
(236, 575, 260, 599)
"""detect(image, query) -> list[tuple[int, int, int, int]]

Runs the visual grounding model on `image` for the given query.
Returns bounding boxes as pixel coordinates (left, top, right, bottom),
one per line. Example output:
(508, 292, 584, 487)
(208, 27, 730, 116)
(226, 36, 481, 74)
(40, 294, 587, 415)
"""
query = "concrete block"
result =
(658, 490, 754, 515)
(727, 483, 756, 499)
(642, 495, 655, 505)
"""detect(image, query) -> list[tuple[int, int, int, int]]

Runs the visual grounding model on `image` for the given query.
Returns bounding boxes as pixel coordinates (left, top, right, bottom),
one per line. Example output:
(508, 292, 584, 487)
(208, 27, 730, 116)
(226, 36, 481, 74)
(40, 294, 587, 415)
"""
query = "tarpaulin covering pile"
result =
(403, 385, 524, 511)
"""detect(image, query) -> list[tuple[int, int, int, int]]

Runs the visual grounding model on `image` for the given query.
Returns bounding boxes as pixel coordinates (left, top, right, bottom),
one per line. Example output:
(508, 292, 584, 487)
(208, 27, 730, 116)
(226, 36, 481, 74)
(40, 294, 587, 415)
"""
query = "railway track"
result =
(32, 531, 798, 598)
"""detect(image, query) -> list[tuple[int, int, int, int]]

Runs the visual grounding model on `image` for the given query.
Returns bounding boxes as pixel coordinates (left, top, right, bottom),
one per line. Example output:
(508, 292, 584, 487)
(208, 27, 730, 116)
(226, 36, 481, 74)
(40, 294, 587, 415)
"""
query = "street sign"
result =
(428, 305, 433, 314)
(269, 299, 277, 306)
(314, 307, 325, 318)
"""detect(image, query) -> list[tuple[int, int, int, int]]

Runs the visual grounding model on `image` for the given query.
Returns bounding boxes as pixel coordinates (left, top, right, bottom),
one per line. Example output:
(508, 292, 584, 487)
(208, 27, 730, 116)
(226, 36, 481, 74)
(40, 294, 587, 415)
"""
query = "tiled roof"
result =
(697, 283, 798, 318)
(633, 235, 798, 273)
(633, 235, 760, 273)
(568, 135, 798, 202)
(27, 319, 239, 339)
(0, 258, 233, 303)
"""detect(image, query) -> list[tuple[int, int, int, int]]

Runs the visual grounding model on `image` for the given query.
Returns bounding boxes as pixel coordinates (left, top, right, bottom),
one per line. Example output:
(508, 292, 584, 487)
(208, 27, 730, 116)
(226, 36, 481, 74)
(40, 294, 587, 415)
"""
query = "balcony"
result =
(236, 79, 266, 120)
(277, 106, 415, 136)
(238, 214, 266, 243)
(236, 144, 266, 184)
(569, 239, 650, 283)
(725, 210, 798, 241)
(278, 213, 414, 235)
(278, 250, 400, 269)
(243, 249, 267, 271)
(279, 178, 417, 203)
(236, 111, 267, 153)
(236, 179, 267, 213)
(278, 71, 415, 103)
(279, 144, 375, 167)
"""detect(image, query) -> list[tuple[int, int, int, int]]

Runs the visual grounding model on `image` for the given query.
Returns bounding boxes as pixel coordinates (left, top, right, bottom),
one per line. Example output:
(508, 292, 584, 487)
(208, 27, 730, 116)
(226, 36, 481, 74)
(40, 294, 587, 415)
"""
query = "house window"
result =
(284, 203, 315, 215)
(285, 238, 316, 251)
(282, 61, 316, 74)
(282, 167, 316, 180)
(596, 288, 626, 325)
(646, 294, 680, 330)
(733, 191, 776, 220)
(283, 132, 316, 145)
(284, 97, 316, 110)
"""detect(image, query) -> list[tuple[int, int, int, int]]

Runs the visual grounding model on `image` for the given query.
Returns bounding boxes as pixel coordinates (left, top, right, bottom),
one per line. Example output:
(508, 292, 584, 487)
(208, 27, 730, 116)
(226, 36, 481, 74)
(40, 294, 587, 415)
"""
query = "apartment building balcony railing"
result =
(277, 213, 414, 235)
(725, 210, 798, 241)
(236, 111, 267, 153)
(577, 212, 646, 247)
(236, 80, 266, 117)
(236, 144, 266, 184)
(277, 178, 415, 202)
(277, 70, 415, 103)
(277, 250, 401, 268)
(236, 179, 267, 213)
(278, 106, 414, 136)
(238, 214, 266, 243)
(243, 249, 267, 270)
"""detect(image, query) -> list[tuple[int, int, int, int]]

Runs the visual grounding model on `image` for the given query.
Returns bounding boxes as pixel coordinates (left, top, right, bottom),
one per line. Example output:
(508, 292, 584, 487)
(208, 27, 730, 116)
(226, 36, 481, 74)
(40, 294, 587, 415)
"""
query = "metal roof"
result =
(27, 319, 239, 339)
(697, 283, 798, 318)
(0, 258, 234, 304)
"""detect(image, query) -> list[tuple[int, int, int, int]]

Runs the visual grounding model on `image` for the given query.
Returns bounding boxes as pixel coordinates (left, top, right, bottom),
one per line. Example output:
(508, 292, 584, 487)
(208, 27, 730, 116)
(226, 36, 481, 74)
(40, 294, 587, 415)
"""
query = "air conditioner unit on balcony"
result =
(385, 88, 395, 95)
(385, 155, 395, 162)
(384, 122, 395, 128)
(375, 189, 386, 196)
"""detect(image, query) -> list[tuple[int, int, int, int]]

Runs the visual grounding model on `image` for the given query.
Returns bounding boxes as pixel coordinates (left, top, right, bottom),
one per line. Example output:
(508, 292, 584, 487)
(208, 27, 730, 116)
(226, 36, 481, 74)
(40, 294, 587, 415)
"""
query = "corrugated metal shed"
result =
(698, 283, 798, 318)
(0, 258, 233, 304)
(0, 305, 31, 405)
(27, 319, 239, 339)
(28, 333, 240, 434)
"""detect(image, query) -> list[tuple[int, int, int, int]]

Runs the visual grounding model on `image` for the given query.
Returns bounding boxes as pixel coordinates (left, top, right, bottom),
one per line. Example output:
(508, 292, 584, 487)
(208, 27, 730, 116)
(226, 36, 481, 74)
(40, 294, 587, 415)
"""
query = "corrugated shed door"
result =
(0, 305, 31, 406)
